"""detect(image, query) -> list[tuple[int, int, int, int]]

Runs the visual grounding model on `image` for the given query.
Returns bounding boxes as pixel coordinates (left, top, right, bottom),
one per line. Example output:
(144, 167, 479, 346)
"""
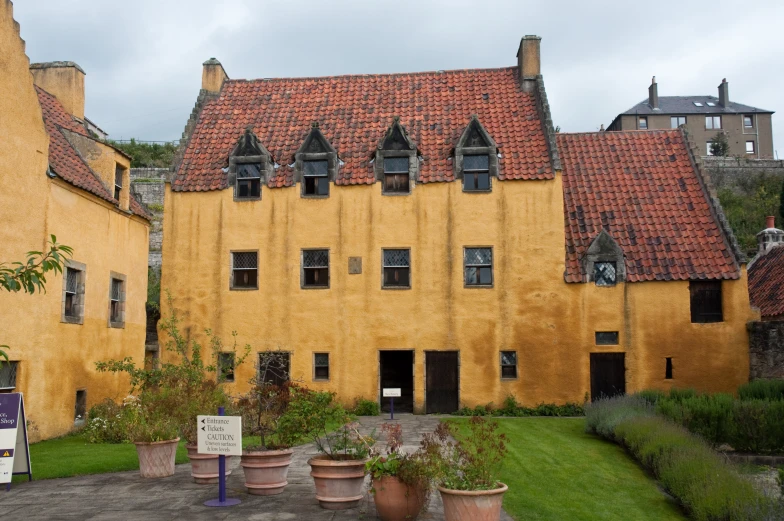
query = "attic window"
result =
(594, 262, 617, 287)
(229, 129, 269, 202)
(705, 101, 716, 107)
(463, 155, 491, 191)
(383, 157, 409, 193)
(114, 165, 123, 200)
(303, 160, 329, 196)
(456, 117, 498, 188)
(376, 118, 418, 194)
(693, 102, 703, 107)
(236, 163, 261, 199)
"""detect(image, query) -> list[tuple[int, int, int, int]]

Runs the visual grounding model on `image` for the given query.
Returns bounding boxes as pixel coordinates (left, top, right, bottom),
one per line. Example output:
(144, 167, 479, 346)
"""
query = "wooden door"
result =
(426, 351, 459, 414)
(590, 353, 626, 401)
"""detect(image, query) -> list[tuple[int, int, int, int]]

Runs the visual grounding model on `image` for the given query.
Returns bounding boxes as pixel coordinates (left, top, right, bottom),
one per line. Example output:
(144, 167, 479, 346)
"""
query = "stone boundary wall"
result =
(703, 157, 784, 192)
(747, 320, 784, 380)
(130, 168, 167, 269)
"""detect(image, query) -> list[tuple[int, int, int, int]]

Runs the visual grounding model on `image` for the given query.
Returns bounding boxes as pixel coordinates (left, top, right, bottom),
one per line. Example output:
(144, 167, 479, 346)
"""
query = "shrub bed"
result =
(454, 395, 584, 417)
(350, 398, 380, 416)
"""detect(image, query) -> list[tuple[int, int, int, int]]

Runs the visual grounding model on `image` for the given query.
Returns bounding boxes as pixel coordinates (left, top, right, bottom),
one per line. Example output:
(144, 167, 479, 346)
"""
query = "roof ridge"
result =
(559, 129, 681, 136)
(226, 66, 517, 83)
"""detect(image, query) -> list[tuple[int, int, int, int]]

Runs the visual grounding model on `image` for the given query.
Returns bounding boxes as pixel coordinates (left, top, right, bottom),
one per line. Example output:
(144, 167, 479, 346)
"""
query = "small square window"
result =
(314, 353, 330, 381)
(218, 352, 235, 383)
(258, 352, 290, 386)
(705, 116, 722, 130)
(236, 163, 261, 199)
(74, 389, 87, 423)
(464, 248, 493, 286)
(746, 141, 755, 153)
(463, 155, 491, 192)
(0, 361, 18, 390)
(595, 331, 619, 345)
(302, 249, 329, 288)
(744, 116, 753, 128)
(303, 160, 329, 196)
(383, 249, 410, 288)
(114, 165, 123, 201)
(232, 252, 258, 289)
(670, 116, 686, 128)
(665, 358, 673, 380)
(690, 280, 723, 323)
(593, 262, 617, 286)
(500, 351, 517, 379)
(638, 117, 648, 130)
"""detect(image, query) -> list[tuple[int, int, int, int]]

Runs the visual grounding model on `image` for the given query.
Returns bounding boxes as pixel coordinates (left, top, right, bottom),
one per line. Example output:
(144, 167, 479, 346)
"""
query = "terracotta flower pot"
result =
(308, 455, 368, 510)
(438, 483, 508, 521)
(372, 475, 427, 521)
(185, 444, 232, 484)
(240, 448, 294, 495)
(134, 438, 180, 478)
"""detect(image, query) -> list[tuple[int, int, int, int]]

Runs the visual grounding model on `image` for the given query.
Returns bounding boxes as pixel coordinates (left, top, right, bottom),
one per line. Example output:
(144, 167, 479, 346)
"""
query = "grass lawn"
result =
(448, 417, 686, 521)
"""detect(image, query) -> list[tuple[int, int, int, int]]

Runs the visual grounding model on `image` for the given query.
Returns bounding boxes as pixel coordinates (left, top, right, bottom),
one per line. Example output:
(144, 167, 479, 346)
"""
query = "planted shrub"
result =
(656, 393, 734, 447)
(738, 379, 784, 401)
(84, 398, 134, 443)
(637, 389, 666, 406)
(584, 395, 652, 439)
(351, 398, 381, 416)
(728, 400, 784, 453)
(455, 396, 584, 417)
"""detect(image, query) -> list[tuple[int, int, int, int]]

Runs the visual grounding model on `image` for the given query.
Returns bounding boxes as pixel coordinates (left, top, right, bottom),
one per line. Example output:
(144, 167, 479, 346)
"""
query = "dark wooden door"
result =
(426, 351, 459, 414)
(590, 353, 626, 401)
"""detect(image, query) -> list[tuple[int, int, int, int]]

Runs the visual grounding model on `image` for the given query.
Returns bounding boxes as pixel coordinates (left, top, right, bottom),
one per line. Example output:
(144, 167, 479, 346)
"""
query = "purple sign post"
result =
(0, 393, 32, 490)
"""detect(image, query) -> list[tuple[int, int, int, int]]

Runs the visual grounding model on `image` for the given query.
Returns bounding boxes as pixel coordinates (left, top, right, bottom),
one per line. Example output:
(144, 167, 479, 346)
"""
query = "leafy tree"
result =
(107, 139, 178, 169)
(710, 132, 730, 157)
(718, 173, 783, 255)
(0, 235, 73, 362)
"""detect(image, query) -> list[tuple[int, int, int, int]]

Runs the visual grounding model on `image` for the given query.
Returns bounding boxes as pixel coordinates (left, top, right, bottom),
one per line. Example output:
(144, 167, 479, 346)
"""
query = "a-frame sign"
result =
(0, 393, 32, 490)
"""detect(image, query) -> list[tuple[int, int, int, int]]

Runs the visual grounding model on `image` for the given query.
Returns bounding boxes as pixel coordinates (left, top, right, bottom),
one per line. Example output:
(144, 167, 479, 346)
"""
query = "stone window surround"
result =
(374, 118, 419, 196)
(500, 350, 518, 380)
(463, 246, 494, 288)
(301, 248, 330, 289)
(583, 230, 627, 286)
(313, 352, 330, 382)
(108, 271, 127, 329)
(381, 247, 412, 290)
(62, 260, 86, 325)
(294, 126, 338, 199)
(454, 116, 499, 191)
(229, 156, 267, 201)
(230, 250, 259, 291)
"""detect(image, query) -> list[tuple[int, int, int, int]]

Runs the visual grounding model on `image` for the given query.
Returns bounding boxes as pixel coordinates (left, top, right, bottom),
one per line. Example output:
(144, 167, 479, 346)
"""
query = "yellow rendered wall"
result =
(161, 174, 754, 411)
(0, 1, 150, 440)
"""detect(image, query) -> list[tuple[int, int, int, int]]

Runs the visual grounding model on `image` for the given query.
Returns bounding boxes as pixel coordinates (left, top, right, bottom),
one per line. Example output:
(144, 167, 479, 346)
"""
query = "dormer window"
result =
(228, 127, 271, 202)
(236, 163, 261, 199)
(295, 123, 337, 198)
(583, 230, 626, 286)
(383, 157, 409, 193)
(455, 116, 498, 191)
(303, 160, 329, 196)
(114, 165, 123, 200)
(375, 118, 417, 195)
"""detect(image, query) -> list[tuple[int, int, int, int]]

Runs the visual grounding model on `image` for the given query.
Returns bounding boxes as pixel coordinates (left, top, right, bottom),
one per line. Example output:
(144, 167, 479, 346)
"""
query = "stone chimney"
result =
(517, 35, 541, 93)
(648, 76, 659, 110)
(718, 78, 729, 108)
(30, 61, 85, 120)
(202, 58, 228, 93)
(757, 216, 784, 255)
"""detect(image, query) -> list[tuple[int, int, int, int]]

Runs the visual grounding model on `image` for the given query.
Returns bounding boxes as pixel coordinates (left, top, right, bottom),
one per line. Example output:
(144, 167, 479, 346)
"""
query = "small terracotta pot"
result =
(185, 444, 232, 484)
(372, 475, 427, 521)
(438, 483, 508, 521)
(240, 448, 294, 495)
(308, 455, 368, 510)
(134, 438, 180, 478)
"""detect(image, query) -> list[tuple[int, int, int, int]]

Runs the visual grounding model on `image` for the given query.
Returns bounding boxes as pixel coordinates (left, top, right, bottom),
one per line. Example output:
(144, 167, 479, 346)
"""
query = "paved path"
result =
(0, 414, 513, 520)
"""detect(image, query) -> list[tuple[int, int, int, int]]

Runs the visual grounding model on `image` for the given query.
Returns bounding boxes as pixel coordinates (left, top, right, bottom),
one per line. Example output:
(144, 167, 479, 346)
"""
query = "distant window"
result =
(109, 277, 125, 326)
(74, 390, 87, 423)
(314, 353, 330, 381)
(63, 265, 85, 323)
(114, 165, 123, 200)
(693, 102, 703, 107)
(744, 116, 754, 128)
(302, 249, 329, 288)
(383, 249, 411, 288)
(464, 247, 493, 286)
(218, 352, 235, 383)
(638, 117, 648, 130)
(258, 352, 290, 386)
(500, 351, 517, 379)
(231, 251, 258, 289)
(665, 358, 673, 380)
(463, 155, 491, 192)
(705, 116, 722, 130)
(746, 141, 755, 153)
(236, 163, 261, 199)
(706, 143, 714, 156)
(303, 160, 329, 197)
(671, 116, 686, 128)
(595, 331, 619, 345)
(705, 101, 716, 107)
(383, 157, 409, 194)
(593, 262, 617, 286)
(690, 280, 723, 323)
(0, 361, 18, 390)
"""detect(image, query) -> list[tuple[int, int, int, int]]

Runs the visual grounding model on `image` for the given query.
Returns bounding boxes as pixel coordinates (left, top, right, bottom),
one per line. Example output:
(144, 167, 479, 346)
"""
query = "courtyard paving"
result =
(0, 414, 513, 520)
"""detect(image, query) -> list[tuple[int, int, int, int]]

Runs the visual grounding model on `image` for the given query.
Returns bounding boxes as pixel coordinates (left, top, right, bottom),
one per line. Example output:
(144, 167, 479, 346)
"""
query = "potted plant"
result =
(366, 423, 436, 521)
(180, 380, 234, 484)
(279, 386, 375, 510)
(429, 417, 509, 521)
(124, 394, 181, 479)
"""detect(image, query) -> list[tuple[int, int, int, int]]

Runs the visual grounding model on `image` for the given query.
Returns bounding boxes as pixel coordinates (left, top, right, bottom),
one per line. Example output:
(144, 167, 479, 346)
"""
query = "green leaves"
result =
(0, 235, 73, 295)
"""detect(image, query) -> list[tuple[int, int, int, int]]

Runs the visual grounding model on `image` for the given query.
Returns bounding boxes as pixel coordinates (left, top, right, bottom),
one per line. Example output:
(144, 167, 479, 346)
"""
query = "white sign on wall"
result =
(196, 415, 242, 456)
(382, 388, 402, 398)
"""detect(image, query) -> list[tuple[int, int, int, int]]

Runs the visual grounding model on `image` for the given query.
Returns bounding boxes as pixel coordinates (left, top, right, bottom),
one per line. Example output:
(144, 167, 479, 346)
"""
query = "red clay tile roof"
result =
(173, 67, 554, 190)
(749, 246, 784, 318)
(35, 87, 150, 220)
(558, 129, 740, 283)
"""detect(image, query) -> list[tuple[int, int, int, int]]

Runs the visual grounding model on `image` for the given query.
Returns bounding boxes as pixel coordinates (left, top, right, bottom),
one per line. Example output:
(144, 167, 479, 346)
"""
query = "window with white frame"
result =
(744, 116, 754, 129)
(638, 117, 648, 130)
(706, 142, 714, 156)
(464, 247, 493, 286)
(670, 116, 686, 128)
(302, 249, 329, 288)
(382, 249, 410, 288)
(746, 141, 755, 154)
(231, 252, 258, 289)
(705, 116, 722, 129)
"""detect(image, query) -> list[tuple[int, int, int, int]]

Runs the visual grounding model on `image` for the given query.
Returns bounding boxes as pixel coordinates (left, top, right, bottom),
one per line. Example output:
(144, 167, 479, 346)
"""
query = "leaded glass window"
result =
(383, 249, 410, 288)
(464, 247, 493, 286)
(463, 155, 490, 192)
(303, 160, 329, 196)
(595, 331, 619, 345)
(303, 249, 329, 287)
(383, 157, 409, 193)
(0, 361, 18, 390)
(314, 353, 330, 380)
(232, 251, 258, 289)
(594, 262, 617, 287)
(236, 163, 261, 199)
(501, 351, 517, 379)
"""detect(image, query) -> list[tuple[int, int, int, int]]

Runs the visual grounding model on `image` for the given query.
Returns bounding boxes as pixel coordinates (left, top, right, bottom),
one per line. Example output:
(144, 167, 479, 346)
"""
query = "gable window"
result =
(236, 163, 262, 199)
(595, 331, 619, 345)
(670, 116, 686, 128)
(689, 280, 723, 323)
(463, 155, 491, 192)
(231, 251, 258, 289)
(705, 116, 722, 130)
(383, 157, 410, 193)
(0, 361, 18, 391)
(744, 115, 754, 129)
(746, 141, 755, 154)
(665, 358, 673, 380)
(593, 262, 617, 287)
(303, 160, 329, 197)
(114, 165, 123, 200)
(62, 262, 86, 324)
(464, 247, 493, 286)
(302, 249, 329, 288)
(108, 274, 126, 328)
(258, 352, 290, 386)
(218, 352, 235, 383)
(638, 117, 648, 130)
(383, 249, 411, 288)
(314, 353, 330, 381)
(500, 351, 517, 379)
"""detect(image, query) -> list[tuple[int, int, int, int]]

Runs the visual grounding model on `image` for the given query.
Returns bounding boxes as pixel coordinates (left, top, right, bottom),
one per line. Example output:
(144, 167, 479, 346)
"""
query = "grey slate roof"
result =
(621, 96, 773, 115)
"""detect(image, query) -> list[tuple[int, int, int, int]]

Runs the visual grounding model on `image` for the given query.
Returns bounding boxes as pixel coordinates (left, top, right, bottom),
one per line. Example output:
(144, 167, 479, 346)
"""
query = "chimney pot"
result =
(30, 61, 86, 119)
(718, 78, 729, 108)
(648, 76, 659, 110)
(766, 216, 775, 229)
(517, 35, 541, 92)
(202, 58, 228, 93)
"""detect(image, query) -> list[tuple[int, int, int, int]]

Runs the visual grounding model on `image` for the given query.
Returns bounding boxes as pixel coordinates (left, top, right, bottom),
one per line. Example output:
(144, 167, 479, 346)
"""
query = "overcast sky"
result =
(14, 0, 784, 156)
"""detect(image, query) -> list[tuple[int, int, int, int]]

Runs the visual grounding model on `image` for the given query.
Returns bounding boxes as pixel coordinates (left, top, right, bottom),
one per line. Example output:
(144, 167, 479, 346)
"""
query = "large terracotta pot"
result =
(185, 444, 232, 484)
(308, 455, 368, 510)
(438, 483, 508, 521)
(372, 475, 427, 521)
(240, 448, 294, 495)
(134, 438, 180, 478)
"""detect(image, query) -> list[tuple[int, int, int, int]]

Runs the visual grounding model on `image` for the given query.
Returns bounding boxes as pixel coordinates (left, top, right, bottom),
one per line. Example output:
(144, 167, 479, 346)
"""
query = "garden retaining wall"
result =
(747, 320, 784, 380)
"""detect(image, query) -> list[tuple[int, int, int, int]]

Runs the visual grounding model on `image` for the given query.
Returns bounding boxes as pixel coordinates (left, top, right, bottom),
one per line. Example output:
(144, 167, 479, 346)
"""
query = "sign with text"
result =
(382, 388, 401, 398)
(197, 415, 242, 456)
(0, 393, 31, 484)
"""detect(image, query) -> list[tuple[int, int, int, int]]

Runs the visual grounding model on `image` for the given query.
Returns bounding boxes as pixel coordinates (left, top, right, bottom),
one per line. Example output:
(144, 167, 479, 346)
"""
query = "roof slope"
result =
(621, 96, 773, 116)
(749, 246, 784, 318)
(174, 67, 554, 190)
(35, 87, 149, 220)
(558, 129, 740, 283)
